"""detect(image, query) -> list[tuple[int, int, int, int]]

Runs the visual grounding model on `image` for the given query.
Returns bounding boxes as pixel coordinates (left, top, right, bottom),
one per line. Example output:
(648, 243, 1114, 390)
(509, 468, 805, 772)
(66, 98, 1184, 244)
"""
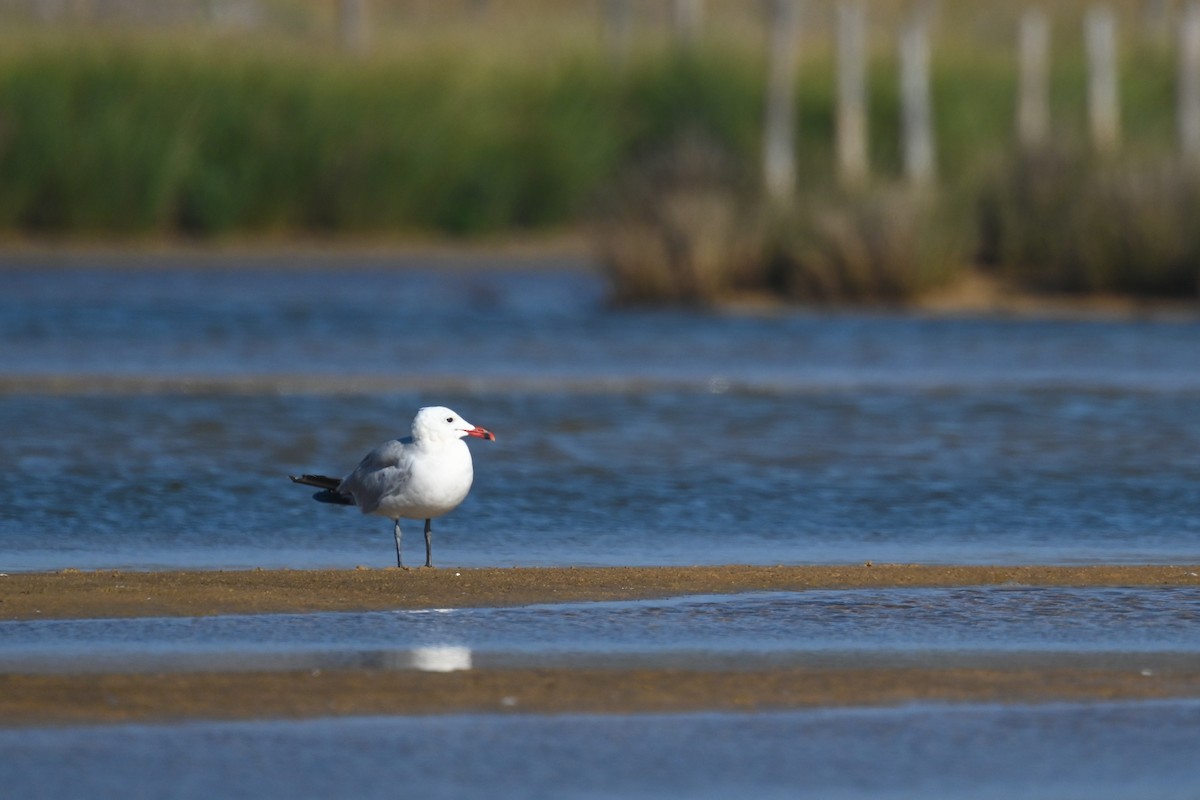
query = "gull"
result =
(290, 406, 495, 568)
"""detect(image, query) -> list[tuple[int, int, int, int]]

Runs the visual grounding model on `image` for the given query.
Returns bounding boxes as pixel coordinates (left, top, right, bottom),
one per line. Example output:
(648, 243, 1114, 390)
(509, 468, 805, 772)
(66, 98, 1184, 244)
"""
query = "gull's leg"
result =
(424, 518, 433, 568)
(393, 519, 407, 570)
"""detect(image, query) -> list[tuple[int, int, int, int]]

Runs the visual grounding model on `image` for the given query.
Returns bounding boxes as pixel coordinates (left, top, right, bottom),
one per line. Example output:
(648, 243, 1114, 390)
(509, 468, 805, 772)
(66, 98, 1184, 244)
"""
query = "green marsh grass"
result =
(978, 147, 1200, 296)
(770, 185, 969, 303)
(0, 10, 1196, 300)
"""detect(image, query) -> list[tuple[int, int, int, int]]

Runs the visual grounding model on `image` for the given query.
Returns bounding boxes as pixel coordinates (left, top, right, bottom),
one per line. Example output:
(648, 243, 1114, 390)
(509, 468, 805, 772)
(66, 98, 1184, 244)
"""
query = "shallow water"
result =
(4, 257, 1200, 799)
(4, 587, 1198, 674)
(4, 255, 1199, 392)
(2, 257, 1200, 570)
(3, 701, 1199, 800)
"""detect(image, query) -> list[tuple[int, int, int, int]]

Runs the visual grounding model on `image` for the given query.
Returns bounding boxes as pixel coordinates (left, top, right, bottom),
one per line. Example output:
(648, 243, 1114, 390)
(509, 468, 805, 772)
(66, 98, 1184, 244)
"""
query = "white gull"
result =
(290, 406, 495, 568)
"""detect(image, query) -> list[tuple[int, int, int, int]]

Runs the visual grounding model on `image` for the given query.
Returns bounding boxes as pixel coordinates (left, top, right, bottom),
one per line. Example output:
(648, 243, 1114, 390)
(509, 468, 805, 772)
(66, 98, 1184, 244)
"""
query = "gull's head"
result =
(412, 406, 496, 443)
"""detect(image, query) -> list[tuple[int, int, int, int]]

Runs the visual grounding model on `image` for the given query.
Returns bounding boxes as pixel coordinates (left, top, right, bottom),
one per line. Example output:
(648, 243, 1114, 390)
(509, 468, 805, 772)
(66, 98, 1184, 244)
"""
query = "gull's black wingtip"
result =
(312, 488, 355, 506)
(290, 473, 342, 490)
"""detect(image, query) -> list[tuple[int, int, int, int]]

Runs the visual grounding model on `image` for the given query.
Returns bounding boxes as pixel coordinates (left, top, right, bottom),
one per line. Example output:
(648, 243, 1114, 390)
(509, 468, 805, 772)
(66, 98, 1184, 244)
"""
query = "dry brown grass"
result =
(592, 133, 766, 305)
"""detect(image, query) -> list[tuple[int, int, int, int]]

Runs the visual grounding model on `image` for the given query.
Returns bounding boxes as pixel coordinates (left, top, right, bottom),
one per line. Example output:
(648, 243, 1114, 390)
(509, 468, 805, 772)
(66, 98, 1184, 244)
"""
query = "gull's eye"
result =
(446, 416, 454, 423)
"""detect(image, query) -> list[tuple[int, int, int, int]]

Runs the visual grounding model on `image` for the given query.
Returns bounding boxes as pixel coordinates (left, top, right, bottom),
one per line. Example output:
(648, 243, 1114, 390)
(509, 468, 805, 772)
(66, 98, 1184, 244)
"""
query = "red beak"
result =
(466, 426, 495, 441)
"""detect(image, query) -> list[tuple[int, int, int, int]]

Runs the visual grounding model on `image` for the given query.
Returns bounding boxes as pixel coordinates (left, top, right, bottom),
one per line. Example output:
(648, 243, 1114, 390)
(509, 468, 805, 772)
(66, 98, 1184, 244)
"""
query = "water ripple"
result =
(3, 588, 1198, 674)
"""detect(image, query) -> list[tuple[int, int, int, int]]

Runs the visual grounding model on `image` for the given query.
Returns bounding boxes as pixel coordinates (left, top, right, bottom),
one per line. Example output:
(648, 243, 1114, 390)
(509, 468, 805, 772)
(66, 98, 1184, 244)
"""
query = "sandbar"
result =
(4, 564, 1198, 621)
(4, 664, 1200, 726)
(6, 564, 1200, 726)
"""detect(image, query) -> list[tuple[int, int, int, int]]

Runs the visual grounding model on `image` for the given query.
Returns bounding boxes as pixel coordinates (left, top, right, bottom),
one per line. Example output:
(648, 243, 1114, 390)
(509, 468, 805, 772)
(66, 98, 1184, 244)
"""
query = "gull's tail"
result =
(289, 474, 355, 506)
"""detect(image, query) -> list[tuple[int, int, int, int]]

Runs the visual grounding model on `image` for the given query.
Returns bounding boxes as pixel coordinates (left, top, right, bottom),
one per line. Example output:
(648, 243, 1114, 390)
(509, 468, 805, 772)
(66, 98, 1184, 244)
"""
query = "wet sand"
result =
(5, 665, 1200, 727)
(5, 564, 1199, 621)
(4, 565, 1199, 725)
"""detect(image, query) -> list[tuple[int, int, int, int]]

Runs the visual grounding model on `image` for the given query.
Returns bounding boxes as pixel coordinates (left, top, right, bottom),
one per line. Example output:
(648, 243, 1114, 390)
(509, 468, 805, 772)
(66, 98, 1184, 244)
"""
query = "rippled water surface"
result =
(2, 257, 1199, 570)
(4, 256, 1200, 800)
(3, 702, 1199, 800)
(3, 587, 1199, 674)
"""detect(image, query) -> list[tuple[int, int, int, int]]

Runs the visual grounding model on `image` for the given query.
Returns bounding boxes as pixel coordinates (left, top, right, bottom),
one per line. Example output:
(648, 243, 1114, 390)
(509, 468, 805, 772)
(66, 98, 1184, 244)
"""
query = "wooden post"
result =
(1085, 6, 1120, 155)
(1017, 7, 1050, 149)
(339, 0, 368, 53)
(1180, 2, 1200, 166)
(209, 1, 262, 30)
(1142, 0, 1171, 46)
(605, 0, 634, 67)
(42, 0, 91, 21)
(32, 0, 65, 21)
(763, 0, 801, 203)
(674, 0, 704, 48)
(899, 4, 936, 186)
(836, 0, 869, 187)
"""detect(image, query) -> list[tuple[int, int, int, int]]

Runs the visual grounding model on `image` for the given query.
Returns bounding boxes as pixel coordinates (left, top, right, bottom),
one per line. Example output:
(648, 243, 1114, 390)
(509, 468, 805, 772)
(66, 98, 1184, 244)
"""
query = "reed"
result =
(0, 39, 630, 236)
(0, 23, 1196, 300)
(592, 132, 766, 305)
(978, 147, 1200, 296)
(0, 32, 1052, 239)
(769, 185, 967, 303)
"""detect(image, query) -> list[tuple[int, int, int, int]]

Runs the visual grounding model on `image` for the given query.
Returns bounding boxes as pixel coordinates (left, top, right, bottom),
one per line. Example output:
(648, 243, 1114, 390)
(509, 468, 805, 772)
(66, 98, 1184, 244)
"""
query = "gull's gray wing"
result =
(338, 436, 416, 515)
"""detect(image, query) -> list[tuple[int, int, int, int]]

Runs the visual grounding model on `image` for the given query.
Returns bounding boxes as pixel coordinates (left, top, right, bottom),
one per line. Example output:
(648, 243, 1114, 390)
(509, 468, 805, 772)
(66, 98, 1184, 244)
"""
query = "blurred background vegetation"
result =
(0, 0, 1198, 303)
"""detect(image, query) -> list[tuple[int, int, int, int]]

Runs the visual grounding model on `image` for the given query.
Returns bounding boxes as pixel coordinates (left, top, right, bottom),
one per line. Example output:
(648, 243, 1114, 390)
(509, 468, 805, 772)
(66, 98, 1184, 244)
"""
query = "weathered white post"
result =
(49, 0, 91, 21)
(605, 0, 634, 67)
(1017, 7, 1051, 149)
(763, 0, 801, 203)
(836, 0, 869, 187)
(1180, 2, 1200, 166)
(339, 0, 368, 53)
(1143, 0, 1171, 46)
(900, 4, 936, 185)
(674, 0, 704, 48)
(33, 0, 64, 21)
(1085, 6, 1120, 155)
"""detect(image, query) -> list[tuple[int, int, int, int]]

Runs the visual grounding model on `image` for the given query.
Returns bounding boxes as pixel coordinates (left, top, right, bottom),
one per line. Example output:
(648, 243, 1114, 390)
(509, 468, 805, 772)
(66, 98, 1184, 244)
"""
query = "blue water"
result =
(2, 255, 1198, 570)
(4, 585, 1199, 800)
(3, 587, 1198, 674)
(4, 255, 1200, 800)
(3, 702, 1200, 800)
